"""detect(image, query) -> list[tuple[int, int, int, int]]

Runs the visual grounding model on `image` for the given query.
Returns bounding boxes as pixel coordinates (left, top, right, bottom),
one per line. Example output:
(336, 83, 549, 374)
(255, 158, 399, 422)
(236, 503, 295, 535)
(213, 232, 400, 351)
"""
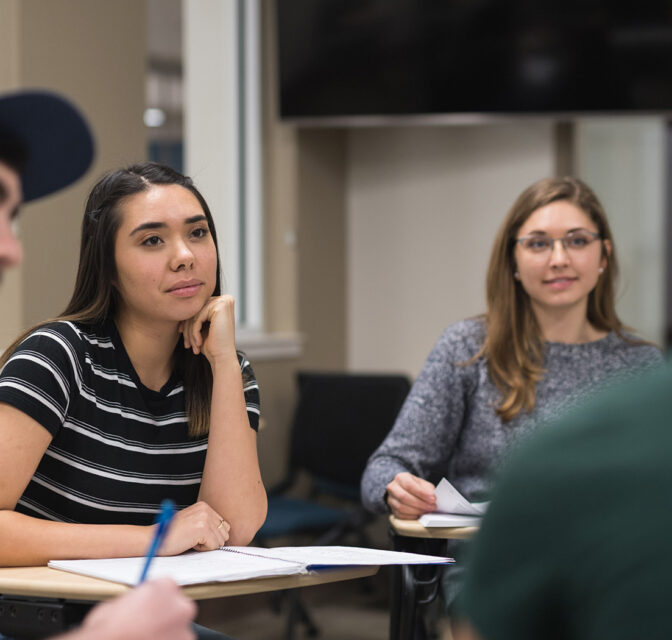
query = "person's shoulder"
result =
(517, 360, 672, 464)
(51, 320, 111, 343)
(606, 331, 663, 366)
(435, 317, 486, 358)
(488, 362, 672, 538)
(19, 320, 112, 355)
(18, 320, 80, 347)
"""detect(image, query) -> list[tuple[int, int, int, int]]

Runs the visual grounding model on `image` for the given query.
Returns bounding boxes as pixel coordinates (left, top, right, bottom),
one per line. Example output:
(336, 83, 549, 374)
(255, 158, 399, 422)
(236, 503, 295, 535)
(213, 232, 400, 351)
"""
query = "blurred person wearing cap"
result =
(0, 89, 197, 640)
(0, 88, 95, 277)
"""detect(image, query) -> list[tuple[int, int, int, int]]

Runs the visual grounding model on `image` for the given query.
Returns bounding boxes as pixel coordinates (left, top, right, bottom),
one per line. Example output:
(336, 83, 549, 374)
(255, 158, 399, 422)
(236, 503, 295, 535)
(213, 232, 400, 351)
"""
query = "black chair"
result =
(255, 371, 411, 639)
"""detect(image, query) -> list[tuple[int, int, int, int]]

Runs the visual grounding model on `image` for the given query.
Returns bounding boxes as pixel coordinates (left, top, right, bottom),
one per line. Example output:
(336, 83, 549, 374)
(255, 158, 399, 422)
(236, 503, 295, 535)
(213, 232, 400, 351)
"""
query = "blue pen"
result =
(138, 499, 176, 584)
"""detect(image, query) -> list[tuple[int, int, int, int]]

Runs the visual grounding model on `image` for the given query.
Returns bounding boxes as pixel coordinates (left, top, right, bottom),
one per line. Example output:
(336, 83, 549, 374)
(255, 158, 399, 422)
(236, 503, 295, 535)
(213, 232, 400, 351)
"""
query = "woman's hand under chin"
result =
(178, 295, 238, 365)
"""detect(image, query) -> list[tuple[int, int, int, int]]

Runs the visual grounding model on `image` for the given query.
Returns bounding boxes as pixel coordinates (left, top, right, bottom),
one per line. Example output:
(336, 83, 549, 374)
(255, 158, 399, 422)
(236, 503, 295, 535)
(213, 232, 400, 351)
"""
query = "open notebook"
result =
(418, 478, 488, 527)
(48, 545, 453, 587)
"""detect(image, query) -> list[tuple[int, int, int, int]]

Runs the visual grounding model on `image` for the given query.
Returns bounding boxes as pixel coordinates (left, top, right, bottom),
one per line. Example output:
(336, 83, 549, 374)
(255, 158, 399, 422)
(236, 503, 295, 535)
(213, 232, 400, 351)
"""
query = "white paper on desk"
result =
(231, 545, 453, 568)
(417, 478, 488, 527)
(434, 478, 487, 516)
(48, 545, 453, 587)
(418, 513, 482, 527)
(48, 550, 300, 587)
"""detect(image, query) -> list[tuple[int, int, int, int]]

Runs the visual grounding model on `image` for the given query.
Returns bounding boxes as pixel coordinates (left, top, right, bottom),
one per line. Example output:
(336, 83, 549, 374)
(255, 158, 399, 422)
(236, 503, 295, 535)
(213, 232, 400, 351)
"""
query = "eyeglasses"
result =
(515, 229, 601, 254)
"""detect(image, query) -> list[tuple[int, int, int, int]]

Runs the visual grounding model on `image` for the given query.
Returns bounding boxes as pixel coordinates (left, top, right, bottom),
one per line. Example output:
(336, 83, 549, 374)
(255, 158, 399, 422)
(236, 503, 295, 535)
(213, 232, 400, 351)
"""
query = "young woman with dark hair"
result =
(0, 162, 267, 569)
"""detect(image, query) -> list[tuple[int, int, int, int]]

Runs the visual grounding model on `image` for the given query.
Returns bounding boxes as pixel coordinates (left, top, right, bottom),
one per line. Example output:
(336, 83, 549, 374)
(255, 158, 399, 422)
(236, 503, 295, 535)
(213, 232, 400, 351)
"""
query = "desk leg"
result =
(389, 563, 410, 640)
(283, 589, 319, 640)
(398, 564, 420, 640)
(389, 533, 446, 640)
(390, 535, 421, 640)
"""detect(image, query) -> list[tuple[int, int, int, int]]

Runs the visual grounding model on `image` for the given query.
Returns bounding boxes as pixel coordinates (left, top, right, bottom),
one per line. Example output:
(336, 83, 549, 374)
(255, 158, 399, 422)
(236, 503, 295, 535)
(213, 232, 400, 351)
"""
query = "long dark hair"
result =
(1, 162, 222, 437)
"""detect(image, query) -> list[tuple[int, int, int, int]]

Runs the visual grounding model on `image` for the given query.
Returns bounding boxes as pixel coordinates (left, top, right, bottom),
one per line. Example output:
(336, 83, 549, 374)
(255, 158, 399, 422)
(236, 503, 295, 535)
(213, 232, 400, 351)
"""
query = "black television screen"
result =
(276, 0, 672, 120)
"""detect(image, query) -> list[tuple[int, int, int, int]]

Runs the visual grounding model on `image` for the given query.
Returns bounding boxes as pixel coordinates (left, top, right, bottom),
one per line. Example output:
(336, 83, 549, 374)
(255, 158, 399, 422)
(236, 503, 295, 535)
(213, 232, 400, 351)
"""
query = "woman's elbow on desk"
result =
(227, 489, 268, 546)
(199, 473, 268, 547)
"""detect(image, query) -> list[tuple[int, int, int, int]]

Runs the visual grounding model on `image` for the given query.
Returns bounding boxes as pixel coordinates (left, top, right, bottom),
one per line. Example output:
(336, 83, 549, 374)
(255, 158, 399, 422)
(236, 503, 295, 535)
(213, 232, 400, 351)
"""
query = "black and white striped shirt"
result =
(0, 320, 260, 525)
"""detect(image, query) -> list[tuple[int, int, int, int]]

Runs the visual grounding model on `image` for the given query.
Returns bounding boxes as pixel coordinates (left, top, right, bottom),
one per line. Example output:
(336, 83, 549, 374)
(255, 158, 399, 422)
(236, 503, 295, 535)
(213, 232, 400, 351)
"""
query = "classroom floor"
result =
(196, 569, 453, 640)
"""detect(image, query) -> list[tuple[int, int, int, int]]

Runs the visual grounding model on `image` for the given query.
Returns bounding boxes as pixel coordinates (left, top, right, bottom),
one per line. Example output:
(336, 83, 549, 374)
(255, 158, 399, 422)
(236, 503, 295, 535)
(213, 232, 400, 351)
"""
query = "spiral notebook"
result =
(48, 545, 453, 586)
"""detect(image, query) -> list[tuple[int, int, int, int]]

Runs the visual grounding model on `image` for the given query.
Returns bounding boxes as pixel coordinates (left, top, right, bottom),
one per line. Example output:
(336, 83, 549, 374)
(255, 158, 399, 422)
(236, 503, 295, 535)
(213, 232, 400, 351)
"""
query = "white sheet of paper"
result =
(49, 550, 299, 586)
(230, 545, 452, 566)
(49, 545, 453, 587)
(434, 478, 488, 516)
(418, 513, 482, 527)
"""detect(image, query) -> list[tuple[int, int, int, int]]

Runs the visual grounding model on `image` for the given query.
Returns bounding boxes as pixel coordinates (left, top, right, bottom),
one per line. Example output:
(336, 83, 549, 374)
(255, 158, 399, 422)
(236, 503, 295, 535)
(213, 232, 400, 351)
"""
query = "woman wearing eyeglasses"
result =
(361, 176, 661, 606)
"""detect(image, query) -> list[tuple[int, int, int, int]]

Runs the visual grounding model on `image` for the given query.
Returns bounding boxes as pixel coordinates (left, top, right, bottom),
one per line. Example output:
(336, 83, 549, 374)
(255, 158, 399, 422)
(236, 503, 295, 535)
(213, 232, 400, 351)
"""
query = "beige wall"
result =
(261, 0, 298, 335)
(296, 129, 347, 369)
(574, 118, 666, 344)
(254, 0, 299, 487)
(255, 2, 348, 487)
(255, 128, 348, 487)
(346, 123, 555, 377)
(0, 0, 146, 345)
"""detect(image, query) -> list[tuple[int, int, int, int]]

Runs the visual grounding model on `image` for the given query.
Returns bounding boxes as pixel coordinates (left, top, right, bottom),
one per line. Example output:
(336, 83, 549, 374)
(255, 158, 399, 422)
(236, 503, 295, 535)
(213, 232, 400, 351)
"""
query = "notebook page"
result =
(226, 545, 453, 567)
(49, 549, 301, 586)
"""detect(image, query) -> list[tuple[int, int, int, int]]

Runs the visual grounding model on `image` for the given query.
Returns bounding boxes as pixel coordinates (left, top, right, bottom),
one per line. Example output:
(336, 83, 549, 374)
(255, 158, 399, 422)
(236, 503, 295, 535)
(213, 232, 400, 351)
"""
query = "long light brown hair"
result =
(0, 162, 222, 437)
(482, 176, 626, 422)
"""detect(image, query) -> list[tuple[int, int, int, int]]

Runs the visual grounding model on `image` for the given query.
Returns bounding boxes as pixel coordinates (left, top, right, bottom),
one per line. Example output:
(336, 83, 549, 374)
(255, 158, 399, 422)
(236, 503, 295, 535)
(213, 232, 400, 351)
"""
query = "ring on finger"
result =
(217, 518, 225, 530)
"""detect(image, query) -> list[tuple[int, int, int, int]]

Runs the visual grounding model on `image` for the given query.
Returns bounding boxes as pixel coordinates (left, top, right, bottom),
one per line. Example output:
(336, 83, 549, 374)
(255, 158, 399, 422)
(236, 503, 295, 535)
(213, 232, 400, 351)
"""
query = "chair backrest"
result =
(288, 371, 411, 499)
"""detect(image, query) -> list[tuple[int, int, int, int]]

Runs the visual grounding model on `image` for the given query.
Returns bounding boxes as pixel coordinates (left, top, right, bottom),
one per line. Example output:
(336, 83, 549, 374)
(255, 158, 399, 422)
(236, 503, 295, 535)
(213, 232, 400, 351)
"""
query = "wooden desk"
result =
(388, 516, 478, 640)
(389, 516, 478, 541)
(0, 564, 378, 639)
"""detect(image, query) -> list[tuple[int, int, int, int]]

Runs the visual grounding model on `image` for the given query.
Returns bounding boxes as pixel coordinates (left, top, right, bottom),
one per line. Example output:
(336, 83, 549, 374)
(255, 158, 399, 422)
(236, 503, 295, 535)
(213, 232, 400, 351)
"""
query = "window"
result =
(149, 1, 301, 359)
(183, 0, 263, 331)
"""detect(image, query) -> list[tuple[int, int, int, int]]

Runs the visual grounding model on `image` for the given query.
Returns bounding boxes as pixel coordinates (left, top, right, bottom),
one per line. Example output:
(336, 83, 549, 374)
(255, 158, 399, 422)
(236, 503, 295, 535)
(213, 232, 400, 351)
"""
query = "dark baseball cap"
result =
(0, 89, 94, 202)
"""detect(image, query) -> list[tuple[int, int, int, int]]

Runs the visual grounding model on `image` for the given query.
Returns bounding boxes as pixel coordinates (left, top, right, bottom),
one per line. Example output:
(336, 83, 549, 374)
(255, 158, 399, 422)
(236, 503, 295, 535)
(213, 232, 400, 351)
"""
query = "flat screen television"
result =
(276, 0, 672, 121)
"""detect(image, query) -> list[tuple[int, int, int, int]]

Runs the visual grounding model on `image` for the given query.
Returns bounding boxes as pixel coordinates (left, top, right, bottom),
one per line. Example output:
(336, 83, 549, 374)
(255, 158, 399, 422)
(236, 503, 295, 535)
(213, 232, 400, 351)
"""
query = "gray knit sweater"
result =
(361, 317, 662, 513)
